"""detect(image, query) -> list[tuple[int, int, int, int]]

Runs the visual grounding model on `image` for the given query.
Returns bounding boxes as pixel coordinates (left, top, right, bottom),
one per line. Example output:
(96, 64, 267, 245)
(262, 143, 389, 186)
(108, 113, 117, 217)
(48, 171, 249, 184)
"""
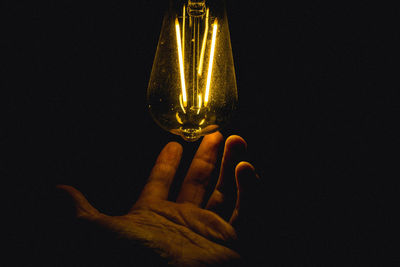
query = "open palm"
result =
(58, 132, 259, 267)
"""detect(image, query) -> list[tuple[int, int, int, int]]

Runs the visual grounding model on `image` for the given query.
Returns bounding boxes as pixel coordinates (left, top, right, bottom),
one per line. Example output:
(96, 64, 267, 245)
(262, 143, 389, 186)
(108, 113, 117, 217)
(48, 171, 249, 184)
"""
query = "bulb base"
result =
(179, 127, 201, 142)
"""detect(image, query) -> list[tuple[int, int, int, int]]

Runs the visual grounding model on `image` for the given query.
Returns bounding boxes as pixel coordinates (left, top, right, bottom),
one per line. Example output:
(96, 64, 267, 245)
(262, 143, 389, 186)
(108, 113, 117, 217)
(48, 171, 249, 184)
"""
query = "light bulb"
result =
(147, 0, 237, 141)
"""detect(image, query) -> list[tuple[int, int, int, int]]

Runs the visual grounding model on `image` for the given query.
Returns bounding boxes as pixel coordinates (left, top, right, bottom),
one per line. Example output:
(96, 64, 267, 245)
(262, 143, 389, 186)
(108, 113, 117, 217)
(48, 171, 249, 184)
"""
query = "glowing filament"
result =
(182, 5, 185, 63)
(197, 8, 209, 76)
(198, 94, 202, 108)
(197, 94, 202, 114)
(175, 18, 187, 107)
(179, 94, 186, 113)
(205, 20, 217, 106)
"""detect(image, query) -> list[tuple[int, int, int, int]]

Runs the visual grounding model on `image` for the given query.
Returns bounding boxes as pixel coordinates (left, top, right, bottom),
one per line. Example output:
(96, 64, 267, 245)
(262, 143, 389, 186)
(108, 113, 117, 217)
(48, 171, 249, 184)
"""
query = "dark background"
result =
(5, 0, 399, 266)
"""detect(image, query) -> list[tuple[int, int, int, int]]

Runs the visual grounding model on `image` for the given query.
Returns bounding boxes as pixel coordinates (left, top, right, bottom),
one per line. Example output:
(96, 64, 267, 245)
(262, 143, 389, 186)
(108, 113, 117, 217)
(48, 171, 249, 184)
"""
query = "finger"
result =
(137, 142, 183, 202)
(56, 184, 100, 220)
(205, 135, 247, 220)
(176, 131, 223, 206)
(229, 162, 259, 227)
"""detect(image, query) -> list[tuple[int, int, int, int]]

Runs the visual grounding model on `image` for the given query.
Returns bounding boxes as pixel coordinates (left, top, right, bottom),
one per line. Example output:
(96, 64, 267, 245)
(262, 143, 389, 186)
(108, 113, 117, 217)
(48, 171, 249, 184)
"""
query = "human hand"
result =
(57, 132, 259, 267)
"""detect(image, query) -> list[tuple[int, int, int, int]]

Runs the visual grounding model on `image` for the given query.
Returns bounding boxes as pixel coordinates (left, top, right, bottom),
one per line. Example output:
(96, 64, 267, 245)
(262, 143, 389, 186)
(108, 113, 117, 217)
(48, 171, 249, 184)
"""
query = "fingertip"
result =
(235, 162, 257, 187)
(165, 141, 183, 155)
(235, 161, 255, 174)
(55, 184, 83, 202)
(56, 184, 77, 196)
(205, 131, 224, 143)
(157, 142, 183, 165)
(55, 184, 67, 190)
(214, 130, 223, 139)
(226, 135, 247, 146)
(226, 135, 247, 153)
(200, 131, 224, 152)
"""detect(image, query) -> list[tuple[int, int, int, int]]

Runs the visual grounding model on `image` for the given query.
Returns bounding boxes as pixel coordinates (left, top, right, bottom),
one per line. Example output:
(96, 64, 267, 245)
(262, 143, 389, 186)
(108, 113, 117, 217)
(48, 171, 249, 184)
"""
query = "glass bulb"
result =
(147, 0, 237, 142)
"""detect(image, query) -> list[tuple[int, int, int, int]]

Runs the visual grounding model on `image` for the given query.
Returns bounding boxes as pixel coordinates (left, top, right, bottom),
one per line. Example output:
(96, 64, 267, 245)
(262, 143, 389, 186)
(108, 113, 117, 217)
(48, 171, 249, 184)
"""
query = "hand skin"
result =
(57, 132, 260, 267)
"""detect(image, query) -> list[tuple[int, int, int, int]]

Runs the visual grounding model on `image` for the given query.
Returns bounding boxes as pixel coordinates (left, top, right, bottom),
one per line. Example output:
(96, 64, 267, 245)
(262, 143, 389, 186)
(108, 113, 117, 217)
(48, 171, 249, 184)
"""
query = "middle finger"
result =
(176, 131, 223, 206)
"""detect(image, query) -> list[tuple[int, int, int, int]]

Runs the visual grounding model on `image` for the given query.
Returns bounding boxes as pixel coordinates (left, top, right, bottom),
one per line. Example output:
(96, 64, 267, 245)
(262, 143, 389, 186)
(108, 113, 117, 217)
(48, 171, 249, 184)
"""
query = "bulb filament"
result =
(205, 20, 217, 107)
(175, 5, 217, 114)
(175, 18, 188, 110)
(197, 8, 209, 76)
(182, 5, 185, 64)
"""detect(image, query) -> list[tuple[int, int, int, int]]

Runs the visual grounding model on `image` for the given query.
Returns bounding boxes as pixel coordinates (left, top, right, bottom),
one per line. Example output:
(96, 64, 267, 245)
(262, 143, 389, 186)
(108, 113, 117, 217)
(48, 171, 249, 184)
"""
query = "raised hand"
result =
(57, 132, 259, 267)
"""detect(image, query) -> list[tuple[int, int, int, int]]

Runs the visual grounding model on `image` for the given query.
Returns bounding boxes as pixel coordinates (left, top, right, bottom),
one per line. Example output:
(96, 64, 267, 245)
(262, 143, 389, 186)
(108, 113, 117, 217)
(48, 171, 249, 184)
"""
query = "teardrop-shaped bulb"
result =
(147, 0, 237, 142)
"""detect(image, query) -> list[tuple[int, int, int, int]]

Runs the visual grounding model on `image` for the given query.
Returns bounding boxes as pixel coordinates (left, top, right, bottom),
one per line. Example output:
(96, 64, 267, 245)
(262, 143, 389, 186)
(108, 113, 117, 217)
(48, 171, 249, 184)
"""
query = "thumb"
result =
(56, 184, 100, 220)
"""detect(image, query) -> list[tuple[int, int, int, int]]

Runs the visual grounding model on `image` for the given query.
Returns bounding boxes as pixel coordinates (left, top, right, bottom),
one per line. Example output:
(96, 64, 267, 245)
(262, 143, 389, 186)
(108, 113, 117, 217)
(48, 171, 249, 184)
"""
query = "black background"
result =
(5, 0, 399, 266)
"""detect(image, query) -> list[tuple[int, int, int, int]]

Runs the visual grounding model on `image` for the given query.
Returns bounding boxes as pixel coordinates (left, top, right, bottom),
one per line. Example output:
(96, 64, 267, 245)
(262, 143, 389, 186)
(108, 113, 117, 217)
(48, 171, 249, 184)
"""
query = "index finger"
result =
(136, 142, 183, 203)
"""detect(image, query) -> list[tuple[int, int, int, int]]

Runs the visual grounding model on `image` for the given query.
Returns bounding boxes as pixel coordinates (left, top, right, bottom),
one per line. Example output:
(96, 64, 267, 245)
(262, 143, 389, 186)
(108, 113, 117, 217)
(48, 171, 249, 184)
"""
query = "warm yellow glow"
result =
(204, 20, 217, 106)
(199, 118, 205, 125)
(197, 94, 202, 114)
(179, 94, 186, 113)
(197, 8, 209, 76)
(182, 5, 185, 64)
(176, 112, 183, 124)
(175, 18, 187, 107)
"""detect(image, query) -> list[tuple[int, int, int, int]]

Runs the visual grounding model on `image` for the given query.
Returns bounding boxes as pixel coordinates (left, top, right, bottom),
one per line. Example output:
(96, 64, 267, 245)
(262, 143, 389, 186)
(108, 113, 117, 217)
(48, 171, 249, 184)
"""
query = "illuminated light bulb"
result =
(147, 0, 237, 141)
